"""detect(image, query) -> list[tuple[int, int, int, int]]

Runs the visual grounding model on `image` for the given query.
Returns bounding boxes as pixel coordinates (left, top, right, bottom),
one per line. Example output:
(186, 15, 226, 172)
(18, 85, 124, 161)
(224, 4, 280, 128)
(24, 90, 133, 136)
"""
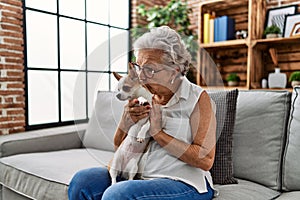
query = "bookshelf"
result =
(197, 0, 300, 90)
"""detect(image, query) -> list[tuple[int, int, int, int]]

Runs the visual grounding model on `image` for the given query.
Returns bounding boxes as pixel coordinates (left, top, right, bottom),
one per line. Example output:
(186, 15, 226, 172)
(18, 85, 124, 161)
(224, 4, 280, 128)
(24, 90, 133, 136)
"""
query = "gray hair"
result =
(133, 26, 191, 75)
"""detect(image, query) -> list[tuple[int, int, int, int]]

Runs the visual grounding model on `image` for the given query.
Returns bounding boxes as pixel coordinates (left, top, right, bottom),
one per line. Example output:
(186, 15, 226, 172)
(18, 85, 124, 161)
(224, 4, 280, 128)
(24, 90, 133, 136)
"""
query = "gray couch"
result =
(0, 87, 300, 200)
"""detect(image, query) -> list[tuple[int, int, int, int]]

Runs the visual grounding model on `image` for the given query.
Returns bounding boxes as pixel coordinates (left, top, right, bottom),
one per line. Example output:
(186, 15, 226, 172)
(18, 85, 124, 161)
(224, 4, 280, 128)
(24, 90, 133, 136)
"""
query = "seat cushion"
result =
(282, 86, 300, 191)
(275, 191, 300, 200)
(213, 178, 280, 200)
(0, 149, 113, 200)
(209, 89, 239, 184)
(233, 90, 291, 190)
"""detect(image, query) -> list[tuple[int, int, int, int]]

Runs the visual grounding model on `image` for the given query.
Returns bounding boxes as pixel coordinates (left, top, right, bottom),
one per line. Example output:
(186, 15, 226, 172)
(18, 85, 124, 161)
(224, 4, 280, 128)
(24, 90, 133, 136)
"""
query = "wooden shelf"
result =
(201, 86, 249, 90)
(200, 39, 248, 49)
(254, 36, 300, 49)
(252, 88, 293, 92)
(197, 0, 300, 91)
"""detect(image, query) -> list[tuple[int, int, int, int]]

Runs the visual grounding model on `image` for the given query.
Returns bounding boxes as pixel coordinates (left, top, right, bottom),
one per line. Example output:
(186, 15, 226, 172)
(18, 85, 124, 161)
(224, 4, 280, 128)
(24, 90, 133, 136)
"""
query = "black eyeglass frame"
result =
(130, 62, 165, 79)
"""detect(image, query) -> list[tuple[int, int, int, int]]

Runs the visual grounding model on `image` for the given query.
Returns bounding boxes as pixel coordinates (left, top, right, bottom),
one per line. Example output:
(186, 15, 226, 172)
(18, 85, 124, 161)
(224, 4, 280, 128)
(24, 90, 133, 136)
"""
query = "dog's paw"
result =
(136, 138, 145, 143)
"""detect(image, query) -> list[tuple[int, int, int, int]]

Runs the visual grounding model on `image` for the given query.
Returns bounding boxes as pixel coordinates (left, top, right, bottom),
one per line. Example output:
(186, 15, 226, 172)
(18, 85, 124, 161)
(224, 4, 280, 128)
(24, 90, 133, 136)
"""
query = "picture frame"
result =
(265, 5, 297, 36)
(283, 14, 300, 37)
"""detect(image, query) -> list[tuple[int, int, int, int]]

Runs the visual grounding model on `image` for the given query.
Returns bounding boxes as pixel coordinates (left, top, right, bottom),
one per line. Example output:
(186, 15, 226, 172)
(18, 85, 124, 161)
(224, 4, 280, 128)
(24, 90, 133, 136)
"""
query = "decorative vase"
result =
(268, 68, 287, 88)
(227, 81, 239, 87)
(266, 34, 280, 39)
(291, 81, 300, 87)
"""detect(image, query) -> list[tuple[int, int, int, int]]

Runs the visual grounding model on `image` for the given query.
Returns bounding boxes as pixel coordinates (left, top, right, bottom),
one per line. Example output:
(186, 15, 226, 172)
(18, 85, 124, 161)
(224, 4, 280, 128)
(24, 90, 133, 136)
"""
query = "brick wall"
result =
(0, 0, 25, 135)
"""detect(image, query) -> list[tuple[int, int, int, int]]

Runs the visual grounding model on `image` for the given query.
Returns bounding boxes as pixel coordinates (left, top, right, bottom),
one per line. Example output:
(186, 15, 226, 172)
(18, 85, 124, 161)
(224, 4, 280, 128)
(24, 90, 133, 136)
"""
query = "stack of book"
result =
(203, 13, 236, 43)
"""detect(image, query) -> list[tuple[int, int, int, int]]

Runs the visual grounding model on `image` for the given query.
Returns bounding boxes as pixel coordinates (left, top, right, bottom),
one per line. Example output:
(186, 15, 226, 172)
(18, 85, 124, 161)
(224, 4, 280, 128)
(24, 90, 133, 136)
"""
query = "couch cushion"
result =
(0, 148, 113, 200)
(83, 91, 126, 151)
(275, 191, 300, 200)
(214, 178, 280, 200)
(209, 89, 239, 184)
(233, 91, 291, 190)
(282, 86, 300, 191)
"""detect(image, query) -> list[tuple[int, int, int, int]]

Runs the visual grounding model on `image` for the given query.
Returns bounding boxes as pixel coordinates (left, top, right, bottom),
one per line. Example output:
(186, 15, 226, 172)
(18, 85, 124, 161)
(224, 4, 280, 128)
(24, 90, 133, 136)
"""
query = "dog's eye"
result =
(122, 86, 131, 92)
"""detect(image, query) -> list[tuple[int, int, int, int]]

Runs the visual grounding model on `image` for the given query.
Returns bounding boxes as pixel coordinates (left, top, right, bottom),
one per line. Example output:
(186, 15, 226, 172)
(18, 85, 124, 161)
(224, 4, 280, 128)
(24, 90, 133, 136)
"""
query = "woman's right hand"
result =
(118, 99, 151, 133)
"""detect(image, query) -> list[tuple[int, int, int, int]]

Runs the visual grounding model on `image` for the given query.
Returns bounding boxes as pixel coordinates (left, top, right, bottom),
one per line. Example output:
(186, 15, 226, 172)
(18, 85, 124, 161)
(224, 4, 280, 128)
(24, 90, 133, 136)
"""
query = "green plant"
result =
(263, 25, 281, 36)
(133, 0, 198, 83)
(289, 71, 300, 82)
(226, 73, 240, 82)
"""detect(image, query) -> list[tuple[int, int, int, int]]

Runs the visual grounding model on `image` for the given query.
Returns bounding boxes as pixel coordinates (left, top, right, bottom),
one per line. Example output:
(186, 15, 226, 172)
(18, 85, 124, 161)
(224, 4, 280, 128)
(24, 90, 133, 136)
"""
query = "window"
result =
(24, 0, 130, 129)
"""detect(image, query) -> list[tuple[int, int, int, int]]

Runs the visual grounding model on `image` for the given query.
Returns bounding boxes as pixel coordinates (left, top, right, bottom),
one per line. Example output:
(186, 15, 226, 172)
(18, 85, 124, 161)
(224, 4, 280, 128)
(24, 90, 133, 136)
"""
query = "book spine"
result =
(203, 13, 211, 43)
(214, 17, 219, 42)
(209, 18, 214, 42)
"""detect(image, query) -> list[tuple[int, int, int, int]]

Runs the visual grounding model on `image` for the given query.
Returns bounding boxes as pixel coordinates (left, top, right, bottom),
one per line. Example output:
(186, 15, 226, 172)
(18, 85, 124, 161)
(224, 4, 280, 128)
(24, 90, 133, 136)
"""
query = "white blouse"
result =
(139, 76, 215, 193)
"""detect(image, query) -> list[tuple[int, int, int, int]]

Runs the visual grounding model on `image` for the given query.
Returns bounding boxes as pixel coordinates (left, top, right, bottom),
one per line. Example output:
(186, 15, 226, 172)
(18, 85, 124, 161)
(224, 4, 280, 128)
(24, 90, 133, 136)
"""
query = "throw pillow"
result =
(208, 89, 239, 185)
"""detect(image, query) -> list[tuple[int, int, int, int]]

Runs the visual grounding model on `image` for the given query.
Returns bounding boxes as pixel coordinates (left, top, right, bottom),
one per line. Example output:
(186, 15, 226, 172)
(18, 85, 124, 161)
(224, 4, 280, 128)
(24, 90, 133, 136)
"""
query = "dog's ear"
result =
(128, 62, 138, 78)
(112, 72, 122, 81)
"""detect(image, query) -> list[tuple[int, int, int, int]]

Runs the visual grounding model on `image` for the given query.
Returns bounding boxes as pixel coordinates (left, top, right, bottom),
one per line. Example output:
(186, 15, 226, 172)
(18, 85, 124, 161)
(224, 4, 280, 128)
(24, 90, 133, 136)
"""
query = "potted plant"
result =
(289, 71, 300, 87)
(263, 25, 281, 39)
(226, 73, 240, 86)
(134, 0, 198, 84)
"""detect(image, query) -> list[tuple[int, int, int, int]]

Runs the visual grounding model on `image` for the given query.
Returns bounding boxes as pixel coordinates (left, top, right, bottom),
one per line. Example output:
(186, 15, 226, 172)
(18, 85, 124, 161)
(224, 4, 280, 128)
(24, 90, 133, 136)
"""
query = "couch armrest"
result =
(0, 123, 87, 158)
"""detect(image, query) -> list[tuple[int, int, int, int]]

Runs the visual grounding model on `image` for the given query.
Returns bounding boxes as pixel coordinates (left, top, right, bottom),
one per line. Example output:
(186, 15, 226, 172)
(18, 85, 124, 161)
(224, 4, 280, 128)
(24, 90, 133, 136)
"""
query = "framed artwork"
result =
(265, 5, 297, 36)
(284, 14, 300, 37)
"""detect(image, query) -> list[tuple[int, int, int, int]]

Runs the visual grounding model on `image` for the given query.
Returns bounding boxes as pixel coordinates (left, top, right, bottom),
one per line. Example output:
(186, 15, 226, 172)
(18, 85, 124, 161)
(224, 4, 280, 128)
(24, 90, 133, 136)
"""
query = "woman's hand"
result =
(149, 97, 163, 137)
(118, 99, 151, 133)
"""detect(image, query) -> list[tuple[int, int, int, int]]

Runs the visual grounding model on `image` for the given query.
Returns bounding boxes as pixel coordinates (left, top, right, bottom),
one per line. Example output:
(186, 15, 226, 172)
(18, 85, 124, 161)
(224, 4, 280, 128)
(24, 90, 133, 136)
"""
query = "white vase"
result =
(291, 81, 300, 87)
(268, 68, 287, 88)
(266, 34, 280, 39)
(228, 81, 239, 86)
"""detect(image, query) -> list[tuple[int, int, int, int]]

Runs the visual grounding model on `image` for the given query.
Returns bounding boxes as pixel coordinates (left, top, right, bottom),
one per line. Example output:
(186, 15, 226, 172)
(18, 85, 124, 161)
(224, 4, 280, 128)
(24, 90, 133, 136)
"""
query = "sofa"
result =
(0, 86, 300, 200)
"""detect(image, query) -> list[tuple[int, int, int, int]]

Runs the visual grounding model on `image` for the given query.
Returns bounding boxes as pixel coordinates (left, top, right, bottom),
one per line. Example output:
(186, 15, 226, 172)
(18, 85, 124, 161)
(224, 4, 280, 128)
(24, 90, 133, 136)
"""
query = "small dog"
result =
(109, 63, 152, 184)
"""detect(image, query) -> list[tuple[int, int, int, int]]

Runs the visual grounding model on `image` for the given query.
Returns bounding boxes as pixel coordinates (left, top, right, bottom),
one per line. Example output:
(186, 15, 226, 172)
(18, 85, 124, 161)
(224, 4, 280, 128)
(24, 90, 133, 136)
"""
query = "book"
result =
(209, 18, 214, 43)
(209, 12, 216, 43)
(214, 16, 235, 42)
(203, 13, 211, 43)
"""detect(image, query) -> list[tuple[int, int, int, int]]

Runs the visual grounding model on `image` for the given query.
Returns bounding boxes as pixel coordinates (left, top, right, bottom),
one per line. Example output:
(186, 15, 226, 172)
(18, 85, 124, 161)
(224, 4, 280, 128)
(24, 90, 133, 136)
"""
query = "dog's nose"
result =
(116, 93, 121, 100)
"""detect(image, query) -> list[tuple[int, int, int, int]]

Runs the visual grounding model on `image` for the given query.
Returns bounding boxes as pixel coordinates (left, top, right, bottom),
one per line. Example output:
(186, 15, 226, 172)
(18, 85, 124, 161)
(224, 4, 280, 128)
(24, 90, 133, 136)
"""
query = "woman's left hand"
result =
(149, 97, 162, 137)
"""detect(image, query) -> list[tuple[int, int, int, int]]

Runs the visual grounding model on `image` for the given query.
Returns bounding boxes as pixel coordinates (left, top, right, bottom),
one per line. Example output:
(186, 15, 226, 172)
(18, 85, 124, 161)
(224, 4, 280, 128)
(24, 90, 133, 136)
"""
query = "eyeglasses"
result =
(130, 62, 165, 79)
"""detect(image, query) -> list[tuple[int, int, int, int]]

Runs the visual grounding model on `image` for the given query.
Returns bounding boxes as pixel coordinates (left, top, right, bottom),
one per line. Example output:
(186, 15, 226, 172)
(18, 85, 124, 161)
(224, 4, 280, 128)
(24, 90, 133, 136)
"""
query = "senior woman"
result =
(68, 26, 216, 200)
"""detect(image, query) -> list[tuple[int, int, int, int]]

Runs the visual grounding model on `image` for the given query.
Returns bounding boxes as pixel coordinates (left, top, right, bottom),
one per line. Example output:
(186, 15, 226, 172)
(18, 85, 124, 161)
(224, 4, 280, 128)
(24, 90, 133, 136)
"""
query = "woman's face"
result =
(136, 49, 176, 95)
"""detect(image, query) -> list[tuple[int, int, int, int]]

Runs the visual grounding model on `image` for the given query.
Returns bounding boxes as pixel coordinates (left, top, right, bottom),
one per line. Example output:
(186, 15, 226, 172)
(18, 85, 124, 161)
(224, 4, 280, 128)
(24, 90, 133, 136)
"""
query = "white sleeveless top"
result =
(139, 76, 215, 193)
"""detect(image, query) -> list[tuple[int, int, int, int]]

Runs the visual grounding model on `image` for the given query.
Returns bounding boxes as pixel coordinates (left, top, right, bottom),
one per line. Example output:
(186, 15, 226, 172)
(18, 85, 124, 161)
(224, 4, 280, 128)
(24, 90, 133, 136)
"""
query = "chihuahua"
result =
(109, 63, 152, 184)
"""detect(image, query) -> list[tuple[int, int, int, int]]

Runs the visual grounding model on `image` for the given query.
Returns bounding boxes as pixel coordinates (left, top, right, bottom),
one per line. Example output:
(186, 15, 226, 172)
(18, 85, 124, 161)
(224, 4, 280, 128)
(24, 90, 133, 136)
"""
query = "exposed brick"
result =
(0, 30, 23, 38)
(0, 51, 23, 59)
(1, 11, 23, 20)
(0, 4, 22, 14)
(7, 70, 24, 77)
(1, 24, 23, 33)
(4, 96, 14, 103)
(7, 82, 24, 89)
(9, 127, 25, 134)
(0, 77, 24, 82)
(7, 108, 25, 115)
(0, 121, 26, 129)
(0, 90, 24, 96)
(1, 17, 23, 26)
(15, 95, 25, 102)
(0, 44, 24, 51)
(5, 58, 24, 64)
(0, 0, 22, 7)
(0, 116, 25, 122)
(3, 38, 24, 45)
